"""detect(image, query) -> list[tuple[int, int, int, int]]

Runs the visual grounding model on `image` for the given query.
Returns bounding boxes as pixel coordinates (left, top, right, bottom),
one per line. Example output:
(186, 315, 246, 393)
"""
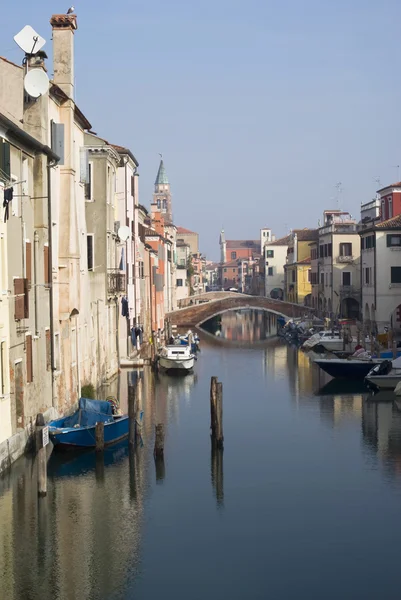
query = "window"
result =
(307, 269, 311, 283)
(177, 279, 183, 287)
(85, 163, 93, 200)
(361, 237, 365, 250)
(391, 267, 401, 284)
(328, 243, 332, 257)
(342, 272, 351, 286)
(224, 268, 227, 273)
(388, 197, 393, 219)
(365, 235, 375, 249)
(339, 242, 352, 256)
(157, 199, 161, 209)
(162, 199, 167, 210)
(87, 235, 94, 271)
(54, 333, 61, 371)
(231, 251, 237, 260)
(291, 270, 296, 283)
(387, 235, 401, 247)
(320, 272, 324, 285)
(319, 245, 324, 258)
(365, 267, 371, 285)
(0, 139, 11, 183)
(381, 199, 385, 220)
(26, 335, 33, 383)
(268, 266, 273, 276)
(139, 261, 144, 279)
(14, 278, 29, 320)
(324, 244, 328, 257)
(266, 250, 274, 258)
(232, 268, 236, 273)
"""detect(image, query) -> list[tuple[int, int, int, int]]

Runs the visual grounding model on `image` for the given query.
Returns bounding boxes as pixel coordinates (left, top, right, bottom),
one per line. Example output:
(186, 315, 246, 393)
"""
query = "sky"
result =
(2, 1, 401, 260)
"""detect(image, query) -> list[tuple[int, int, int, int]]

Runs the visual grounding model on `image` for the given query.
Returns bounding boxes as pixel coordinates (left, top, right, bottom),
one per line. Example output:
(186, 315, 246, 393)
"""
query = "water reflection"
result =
(4, 336, 401, 599)
(201, 309, 277, 343)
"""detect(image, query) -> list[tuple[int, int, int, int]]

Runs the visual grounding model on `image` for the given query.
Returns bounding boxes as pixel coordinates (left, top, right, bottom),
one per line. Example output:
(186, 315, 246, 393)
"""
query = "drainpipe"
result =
(34, 230, 39, 336)
(47, 162, 56, 407)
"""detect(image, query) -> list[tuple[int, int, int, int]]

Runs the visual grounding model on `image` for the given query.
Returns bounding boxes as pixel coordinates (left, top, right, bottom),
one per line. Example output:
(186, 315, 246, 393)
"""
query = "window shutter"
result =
(131, 176, 135, 198)
(80, 148, 89, 183)
(26, 335, 33, 383)
(26, 242, 32, 287)
(0, 140, 11, 182)
(14, 279, 25, 320)
(44, 246, 50, 286)
(23, 278, 29, 318)
(51, 122, 65, 164)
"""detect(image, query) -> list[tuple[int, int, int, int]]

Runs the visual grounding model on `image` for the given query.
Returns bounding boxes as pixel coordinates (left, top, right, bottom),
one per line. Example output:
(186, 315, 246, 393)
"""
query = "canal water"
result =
(2, 309, 401, 599)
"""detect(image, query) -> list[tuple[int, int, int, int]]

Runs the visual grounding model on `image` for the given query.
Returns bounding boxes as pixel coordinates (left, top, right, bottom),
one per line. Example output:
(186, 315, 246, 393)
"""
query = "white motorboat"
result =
(303, 330, 355, 352)
(365, 357, 401, 390)
(158, 344, 195, 372)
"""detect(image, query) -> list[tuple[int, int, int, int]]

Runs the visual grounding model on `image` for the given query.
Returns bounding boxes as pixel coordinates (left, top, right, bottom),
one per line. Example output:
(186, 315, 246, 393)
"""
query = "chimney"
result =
(50, 14, 77, 100)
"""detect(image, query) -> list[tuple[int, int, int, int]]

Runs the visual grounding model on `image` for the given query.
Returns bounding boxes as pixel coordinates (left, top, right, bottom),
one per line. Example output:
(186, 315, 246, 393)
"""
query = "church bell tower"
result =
(153, 158, 173, 225)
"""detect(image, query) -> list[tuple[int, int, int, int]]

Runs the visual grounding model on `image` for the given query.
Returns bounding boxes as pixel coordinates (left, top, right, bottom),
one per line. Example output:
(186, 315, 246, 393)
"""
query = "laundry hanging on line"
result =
(3, 187, 13, 223)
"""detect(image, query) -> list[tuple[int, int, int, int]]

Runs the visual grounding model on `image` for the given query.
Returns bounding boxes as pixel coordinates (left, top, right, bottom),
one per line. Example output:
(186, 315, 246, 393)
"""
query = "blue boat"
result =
(314, 357, 383, 380)
(48, 398, 129, 448)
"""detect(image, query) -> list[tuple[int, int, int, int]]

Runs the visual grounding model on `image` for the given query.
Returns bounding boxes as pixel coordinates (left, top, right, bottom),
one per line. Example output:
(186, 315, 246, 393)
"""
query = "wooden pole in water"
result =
(36, 413, 47, 497)
(210, 376, 218, 434)
(154, 423, 165, 458)
(128, 384, 136, 447)
(95, 421, 104, 452)
(215, 382, 224, 449)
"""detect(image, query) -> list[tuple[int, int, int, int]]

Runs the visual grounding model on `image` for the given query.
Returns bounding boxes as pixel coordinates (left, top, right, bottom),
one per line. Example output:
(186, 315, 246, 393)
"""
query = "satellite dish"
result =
(14, 25, 46, 55)
(118, 226, 131, 242)
(24, 69, 49, 98)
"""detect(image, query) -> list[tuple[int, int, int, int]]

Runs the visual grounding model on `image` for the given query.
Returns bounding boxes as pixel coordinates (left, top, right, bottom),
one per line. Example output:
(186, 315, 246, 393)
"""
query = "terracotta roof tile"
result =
(177, 226, 196, 234)
(268, 234, 291, 246)
(226, 240, 260, 249)
(376, 214, 401, 228)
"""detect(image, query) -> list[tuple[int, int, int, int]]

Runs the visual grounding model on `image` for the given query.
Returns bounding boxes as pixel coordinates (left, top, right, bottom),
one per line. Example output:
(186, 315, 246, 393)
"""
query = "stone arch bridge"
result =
(167, 292, 313, 328)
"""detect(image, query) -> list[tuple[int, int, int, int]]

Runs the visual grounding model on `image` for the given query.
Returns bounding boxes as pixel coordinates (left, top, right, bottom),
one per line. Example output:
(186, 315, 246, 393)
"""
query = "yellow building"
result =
(284, 229, 318, 305)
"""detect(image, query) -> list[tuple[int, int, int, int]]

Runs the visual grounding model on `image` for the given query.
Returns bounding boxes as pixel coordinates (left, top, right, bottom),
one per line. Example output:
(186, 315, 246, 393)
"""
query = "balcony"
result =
(339, 285, 359, 297)
(108, 269, 126, 294)
(336, 255, 354, 264)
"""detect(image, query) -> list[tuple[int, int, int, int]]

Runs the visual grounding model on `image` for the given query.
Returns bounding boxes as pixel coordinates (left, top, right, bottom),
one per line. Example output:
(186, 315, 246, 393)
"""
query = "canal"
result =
(2, 309, 401, 599)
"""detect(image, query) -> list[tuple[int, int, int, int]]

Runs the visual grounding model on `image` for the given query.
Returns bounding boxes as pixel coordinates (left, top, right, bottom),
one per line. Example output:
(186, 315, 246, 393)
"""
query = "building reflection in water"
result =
(202, 309, 277, 344)
(0, 366, 198, 600)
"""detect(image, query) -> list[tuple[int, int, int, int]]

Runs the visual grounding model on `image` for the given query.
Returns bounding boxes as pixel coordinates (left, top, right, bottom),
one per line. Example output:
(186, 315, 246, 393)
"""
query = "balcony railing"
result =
(336, 255, 354, 263)
(108, 269, 126, 294)
(339, 284, 359, 296)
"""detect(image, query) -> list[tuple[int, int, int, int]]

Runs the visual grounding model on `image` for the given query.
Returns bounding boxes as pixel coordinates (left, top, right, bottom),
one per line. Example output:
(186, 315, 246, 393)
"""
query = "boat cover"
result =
(62, 398, 113, 428)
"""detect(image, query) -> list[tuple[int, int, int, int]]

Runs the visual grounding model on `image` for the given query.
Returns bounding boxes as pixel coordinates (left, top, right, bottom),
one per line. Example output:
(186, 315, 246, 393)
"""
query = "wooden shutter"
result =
(14, 278, 25, 320)
(131, 175, 135, 198)
(44, 246, 49, 286)
(23, 278, 29, 318)
(26, 335, 33, 383)
(0, 140, 11, 181)
(25, 242, 32, 287)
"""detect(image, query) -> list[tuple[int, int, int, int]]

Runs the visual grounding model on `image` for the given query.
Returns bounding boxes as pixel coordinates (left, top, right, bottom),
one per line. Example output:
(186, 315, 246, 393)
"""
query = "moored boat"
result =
(365, 357, 401, 390)
(313, 356, 383, 379)
(158, 344, 195, 372)
(48, 398, 129, 448)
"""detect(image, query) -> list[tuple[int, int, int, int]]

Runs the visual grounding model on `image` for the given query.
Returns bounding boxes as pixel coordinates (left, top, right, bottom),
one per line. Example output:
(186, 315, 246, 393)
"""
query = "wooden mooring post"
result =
(95, 421, 104, 452)
(210, 376, 224, 449)
(36, 413, 48, 497)
(154, 423, 165, 458)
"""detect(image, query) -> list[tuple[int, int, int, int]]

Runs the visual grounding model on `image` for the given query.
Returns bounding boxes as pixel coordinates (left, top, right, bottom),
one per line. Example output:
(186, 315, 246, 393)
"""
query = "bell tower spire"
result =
(153, 156, 173, 225)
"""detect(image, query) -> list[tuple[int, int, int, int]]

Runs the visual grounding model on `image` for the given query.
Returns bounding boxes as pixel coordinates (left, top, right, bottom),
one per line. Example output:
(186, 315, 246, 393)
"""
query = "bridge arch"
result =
(167, 293, 313, 329)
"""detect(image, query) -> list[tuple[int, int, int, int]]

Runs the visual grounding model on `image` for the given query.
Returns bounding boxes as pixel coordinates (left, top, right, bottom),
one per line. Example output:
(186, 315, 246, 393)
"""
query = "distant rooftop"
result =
(226, 240, 260, 249)
(177, 226, 197, 235)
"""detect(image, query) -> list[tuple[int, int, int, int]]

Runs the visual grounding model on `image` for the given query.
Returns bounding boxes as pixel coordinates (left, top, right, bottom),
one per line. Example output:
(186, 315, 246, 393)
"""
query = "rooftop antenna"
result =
(335, 182, 342, 208)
